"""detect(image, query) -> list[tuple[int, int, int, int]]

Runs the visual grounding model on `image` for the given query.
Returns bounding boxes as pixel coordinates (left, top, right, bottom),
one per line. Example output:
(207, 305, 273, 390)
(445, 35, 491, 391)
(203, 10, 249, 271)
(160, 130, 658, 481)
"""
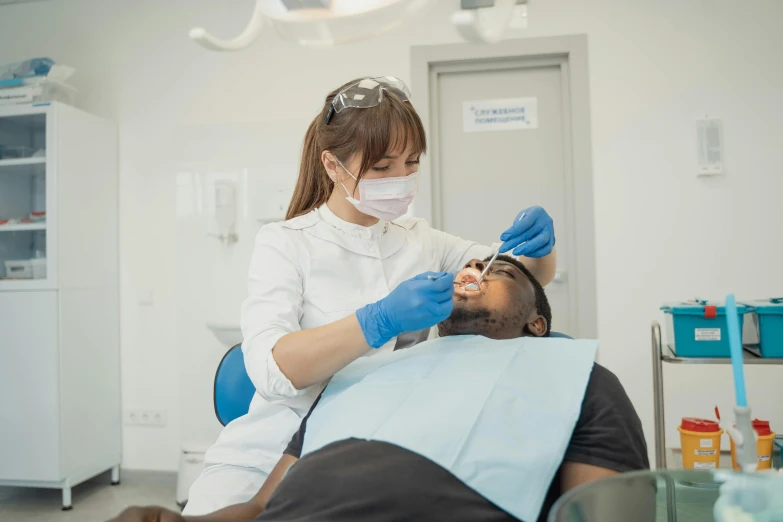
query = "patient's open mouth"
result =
(454, 268, 482, 293)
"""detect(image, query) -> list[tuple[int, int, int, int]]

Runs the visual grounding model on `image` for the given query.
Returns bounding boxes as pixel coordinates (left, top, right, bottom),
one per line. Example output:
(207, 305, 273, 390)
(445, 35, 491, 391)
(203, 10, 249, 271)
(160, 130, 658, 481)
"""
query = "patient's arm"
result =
(549, 364, 654, 522)
(560, 462, 656, 522)
(190, 454, 298, 521)
(108, 499, 265, 522)
(246, 453, 299, 513)
(560, 461, 617, 491)
(108, 455, 299, 522)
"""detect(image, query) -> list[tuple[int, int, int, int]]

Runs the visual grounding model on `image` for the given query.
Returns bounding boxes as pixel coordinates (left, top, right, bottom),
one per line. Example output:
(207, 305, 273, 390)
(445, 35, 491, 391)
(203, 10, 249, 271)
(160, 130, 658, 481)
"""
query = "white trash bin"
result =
(176, 442, 209, 508)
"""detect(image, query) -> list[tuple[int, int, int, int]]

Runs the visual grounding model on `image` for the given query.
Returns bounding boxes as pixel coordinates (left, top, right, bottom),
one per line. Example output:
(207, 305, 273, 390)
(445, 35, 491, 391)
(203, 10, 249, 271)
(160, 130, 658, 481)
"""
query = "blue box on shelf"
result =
(661, 300, 747, 358)
(743, 298, 783, 358)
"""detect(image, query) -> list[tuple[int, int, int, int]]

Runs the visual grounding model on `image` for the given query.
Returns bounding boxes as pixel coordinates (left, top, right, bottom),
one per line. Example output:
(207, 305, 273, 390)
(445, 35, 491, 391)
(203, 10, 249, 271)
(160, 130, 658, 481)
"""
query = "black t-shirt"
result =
(258, 364, 649, 522)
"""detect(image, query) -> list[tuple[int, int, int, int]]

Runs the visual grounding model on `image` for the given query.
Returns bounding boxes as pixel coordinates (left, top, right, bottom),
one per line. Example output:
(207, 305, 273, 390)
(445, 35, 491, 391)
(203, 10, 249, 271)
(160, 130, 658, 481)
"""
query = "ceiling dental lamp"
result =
(189, 0, 527, 51)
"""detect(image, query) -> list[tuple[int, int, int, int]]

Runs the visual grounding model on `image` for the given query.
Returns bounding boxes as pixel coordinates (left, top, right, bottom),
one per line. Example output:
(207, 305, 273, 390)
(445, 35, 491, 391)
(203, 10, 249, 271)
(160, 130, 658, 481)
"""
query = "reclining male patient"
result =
(112, 256, 648, 522)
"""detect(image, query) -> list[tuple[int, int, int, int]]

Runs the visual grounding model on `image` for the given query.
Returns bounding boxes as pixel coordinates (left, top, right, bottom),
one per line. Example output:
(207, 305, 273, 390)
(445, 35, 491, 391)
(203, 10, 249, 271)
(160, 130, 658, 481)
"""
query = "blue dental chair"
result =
(214, 344, 256, 426)
(214, 332, 574, 426)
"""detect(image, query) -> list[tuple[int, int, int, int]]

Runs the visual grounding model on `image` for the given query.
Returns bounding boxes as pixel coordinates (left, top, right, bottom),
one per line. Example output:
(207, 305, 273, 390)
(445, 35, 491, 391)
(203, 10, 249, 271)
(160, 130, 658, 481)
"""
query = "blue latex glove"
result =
(499, 206, 555, 258)
(356, 272, 455, 349)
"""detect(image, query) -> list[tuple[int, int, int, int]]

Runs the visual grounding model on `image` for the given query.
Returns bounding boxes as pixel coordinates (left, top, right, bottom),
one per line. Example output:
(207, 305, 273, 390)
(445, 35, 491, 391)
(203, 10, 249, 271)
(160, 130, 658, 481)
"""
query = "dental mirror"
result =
(468, 251, 500, 291)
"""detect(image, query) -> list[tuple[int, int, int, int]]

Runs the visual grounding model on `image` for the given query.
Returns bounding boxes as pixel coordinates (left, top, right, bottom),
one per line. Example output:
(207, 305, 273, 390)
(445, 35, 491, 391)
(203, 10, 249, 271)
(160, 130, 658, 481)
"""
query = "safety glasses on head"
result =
(325, 76, 412, 125)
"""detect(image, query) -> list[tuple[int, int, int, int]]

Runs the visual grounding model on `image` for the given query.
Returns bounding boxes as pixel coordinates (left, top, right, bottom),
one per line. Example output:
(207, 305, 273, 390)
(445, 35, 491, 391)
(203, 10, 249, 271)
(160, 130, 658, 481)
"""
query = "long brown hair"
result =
(286, 79, 427, 220)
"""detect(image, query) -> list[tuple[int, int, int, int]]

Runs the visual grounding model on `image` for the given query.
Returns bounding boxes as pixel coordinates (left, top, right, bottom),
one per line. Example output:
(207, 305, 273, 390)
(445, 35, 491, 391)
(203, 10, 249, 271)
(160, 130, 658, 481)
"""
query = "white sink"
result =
(206, 322, 243, 348)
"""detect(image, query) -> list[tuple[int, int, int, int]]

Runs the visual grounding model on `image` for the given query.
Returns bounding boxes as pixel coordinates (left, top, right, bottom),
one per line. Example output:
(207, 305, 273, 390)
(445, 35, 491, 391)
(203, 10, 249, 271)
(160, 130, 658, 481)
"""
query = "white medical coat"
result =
(203, 204, 493, 472)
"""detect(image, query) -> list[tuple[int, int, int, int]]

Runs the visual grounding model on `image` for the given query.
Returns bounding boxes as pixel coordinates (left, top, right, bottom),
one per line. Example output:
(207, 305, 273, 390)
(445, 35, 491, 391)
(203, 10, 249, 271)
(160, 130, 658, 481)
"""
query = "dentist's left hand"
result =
(499, 206, 555, 258)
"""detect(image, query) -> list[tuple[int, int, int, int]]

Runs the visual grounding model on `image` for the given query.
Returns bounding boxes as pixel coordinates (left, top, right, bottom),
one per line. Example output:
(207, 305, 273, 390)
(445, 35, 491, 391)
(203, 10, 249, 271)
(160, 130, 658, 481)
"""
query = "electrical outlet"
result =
(126, 409, 167, 427)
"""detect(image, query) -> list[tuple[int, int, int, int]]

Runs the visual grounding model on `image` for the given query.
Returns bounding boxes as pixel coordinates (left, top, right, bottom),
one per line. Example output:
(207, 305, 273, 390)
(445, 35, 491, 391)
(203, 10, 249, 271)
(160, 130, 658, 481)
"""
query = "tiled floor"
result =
(0, 470, 178, 522)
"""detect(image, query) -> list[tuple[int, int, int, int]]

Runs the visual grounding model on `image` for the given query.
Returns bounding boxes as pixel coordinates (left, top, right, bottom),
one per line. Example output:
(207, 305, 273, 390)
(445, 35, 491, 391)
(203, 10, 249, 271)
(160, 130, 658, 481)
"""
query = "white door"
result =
(413, 37, 596, 338)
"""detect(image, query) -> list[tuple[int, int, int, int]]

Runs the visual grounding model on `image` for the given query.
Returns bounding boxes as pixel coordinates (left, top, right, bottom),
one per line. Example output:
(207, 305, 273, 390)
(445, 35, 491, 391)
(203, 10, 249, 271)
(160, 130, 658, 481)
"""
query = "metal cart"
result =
(651, 320, 783, 469)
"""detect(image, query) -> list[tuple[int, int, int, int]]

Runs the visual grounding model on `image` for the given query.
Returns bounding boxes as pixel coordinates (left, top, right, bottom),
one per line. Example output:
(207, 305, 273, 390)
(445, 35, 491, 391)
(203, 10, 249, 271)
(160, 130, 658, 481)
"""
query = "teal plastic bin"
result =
(661, 301, 747, 358)
(743, 299, 783, 358)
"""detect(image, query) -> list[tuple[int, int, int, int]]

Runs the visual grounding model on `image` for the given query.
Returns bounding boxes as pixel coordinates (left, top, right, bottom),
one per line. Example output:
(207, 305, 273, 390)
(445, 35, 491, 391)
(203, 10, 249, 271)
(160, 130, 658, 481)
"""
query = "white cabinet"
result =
(0, 102, 120, 509)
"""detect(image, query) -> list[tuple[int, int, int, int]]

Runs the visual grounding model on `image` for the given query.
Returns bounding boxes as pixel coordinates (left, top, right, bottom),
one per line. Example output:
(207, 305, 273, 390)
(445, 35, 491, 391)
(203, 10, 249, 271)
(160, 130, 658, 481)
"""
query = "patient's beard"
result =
(437, 306, 494, 337)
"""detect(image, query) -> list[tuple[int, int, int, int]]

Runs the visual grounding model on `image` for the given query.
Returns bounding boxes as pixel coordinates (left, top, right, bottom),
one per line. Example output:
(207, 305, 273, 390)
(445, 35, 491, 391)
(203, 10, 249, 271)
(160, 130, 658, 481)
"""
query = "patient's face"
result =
(437, 258, 546, 339)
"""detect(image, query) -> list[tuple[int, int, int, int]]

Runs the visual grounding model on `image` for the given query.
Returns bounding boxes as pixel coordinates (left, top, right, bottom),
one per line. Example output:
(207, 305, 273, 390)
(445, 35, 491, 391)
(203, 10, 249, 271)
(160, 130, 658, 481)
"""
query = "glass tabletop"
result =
(549, 469, 783, 522)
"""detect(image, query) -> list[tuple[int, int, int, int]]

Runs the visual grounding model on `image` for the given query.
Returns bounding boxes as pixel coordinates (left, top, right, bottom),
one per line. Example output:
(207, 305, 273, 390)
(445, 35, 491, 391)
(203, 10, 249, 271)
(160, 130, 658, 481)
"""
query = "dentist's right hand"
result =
(357, 272, 455, 348)
(272, 272, 455, 391)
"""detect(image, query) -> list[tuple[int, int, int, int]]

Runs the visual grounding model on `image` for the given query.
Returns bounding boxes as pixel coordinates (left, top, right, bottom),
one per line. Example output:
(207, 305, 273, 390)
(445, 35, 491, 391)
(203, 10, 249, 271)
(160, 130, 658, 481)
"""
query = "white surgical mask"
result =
(335, 159, 419, 221)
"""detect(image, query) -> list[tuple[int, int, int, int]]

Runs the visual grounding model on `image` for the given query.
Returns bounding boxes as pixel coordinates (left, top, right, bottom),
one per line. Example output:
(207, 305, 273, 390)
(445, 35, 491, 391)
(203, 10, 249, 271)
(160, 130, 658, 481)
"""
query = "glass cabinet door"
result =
(0, 112, 48, 282)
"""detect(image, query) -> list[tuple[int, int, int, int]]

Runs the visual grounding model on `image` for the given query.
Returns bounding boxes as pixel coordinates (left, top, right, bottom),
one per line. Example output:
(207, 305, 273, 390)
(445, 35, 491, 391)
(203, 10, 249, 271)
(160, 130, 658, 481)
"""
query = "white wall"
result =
(1, 0, 781, 471)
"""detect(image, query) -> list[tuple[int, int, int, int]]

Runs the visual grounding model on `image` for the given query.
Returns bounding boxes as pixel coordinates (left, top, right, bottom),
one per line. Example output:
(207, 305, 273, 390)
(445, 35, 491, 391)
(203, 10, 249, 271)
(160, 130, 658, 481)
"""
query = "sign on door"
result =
(463, 97, 538, 133)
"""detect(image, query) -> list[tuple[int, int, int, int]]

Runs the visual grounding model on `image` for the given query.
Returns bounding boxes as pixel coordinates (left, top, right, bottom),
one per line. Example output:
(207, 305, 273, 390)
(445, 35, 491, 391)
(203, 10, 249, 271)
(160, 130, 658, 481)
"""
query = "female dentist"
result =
(183, 77, 557, 515)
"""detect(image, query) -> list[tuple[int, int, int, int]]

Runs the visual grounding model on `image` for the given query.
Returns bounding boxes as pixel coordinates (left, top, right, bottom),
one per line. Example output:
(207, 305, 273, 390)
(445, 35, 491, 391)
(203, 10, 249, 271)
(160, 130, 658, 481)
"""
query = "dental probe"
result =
(464, 250, 500, 291)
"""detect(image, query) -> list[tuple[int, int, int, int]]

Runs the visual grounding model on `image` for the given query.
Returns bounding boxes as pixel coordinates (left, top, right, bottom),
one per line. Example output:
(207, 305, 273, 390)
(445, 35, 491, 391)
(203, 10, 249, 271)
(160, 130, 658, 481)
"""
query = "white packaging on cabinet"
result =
(5, 260, 33, 279)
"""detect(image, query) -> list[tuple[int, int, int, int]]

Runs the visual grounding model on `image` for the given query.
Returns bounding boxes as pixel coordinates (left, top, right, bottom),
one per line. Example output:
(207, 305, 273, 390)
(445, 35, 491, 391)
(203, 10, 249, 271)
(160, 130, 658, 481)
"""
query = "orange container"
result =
(678, 418, 723, 470)
(730, 419, 777, 471)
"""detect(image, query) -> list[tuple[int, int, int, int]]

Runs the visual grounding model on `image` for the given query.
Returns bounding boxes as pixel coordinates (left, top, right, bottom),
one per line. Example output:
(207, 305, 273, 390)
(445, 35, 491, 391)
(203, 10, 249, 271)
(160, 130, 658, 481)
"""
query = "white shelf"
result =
(0, 157, 46, 168)
(0, 222, 46, 232)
